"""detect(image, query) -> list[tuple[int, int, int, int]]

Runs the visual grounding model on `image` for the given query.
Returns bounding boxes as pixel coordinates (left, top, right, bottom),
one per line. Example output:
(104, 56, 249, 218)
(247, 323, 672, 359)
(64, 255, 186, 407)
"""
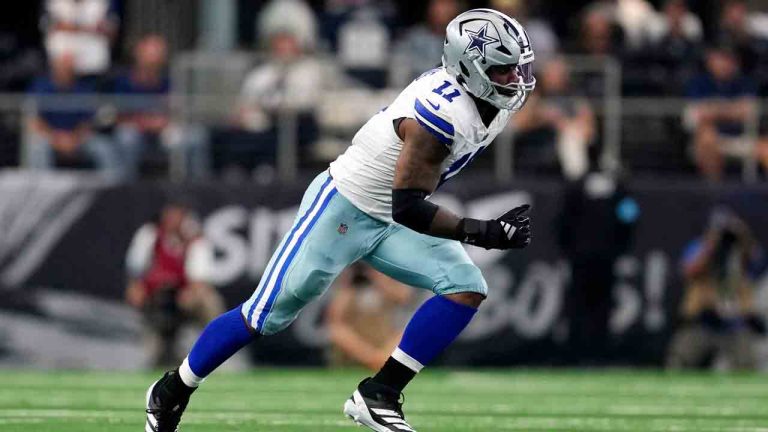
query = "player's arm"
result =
(392, 118, 460, 238)
(392, 118, 531, 250)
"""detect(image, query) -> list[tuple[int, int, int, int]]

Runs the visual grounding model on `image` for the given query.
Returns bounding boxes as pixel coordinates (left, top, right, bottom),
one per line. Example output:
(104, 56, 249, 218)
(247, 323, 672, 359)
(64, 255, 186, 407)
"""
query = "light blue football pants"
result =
(241, 171, 487, 335)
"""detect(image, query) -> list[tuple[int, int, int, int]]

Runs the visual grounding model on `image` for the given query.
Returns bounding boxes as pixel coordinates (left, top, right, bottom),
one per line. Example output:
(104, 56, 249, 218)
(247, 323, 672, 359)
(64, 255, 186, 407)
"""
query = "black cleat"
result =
(145, 371, 194, 432)
(343, 378, 416, 432)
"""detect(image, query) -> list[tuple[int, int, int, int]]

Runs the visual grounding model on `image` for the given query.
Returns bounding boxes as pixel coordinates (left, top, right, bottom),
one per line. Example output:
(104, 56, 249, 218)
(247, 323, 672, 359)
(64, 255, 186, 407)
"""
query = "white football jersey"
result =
(329, 67, 512, 223)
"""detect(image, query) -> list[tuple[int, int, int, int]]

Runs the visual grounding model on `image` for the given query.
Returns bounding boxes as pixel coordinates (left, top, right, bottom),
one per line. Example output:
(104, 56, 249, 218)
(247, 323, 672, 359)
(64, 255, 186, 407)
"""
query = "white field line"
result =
(0, 418, 44, 424)
(1, 410, 768, 432)
(447, 374, 768, 394)
(2, 401, 766, 418)
(0, 409, 350, 427)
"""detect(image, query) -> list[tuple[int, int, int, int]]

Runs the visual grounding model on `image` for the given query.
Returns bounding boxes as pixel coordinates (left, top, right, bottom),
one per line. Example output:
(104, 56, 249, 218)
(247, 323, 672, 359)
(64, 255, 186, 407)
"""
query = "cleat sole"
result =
(342, 391, 404, 432)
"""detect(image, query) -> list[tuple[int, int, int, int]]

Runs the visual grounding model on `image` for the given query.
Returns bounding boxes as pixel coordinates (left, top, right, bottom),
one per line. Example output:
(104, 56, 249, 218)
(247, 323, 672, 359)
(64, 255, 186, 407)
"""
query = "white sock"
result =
(178, 357, 205, 388)
(392, 347, 424, 373)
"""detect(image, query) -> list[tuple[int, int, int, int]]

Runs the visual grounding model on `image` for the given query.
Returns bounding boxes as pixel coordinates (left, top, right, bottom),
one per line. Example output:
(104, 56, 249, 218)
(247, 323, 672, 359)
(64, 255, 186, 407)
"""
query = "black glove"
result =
(456, 204, 532, 250)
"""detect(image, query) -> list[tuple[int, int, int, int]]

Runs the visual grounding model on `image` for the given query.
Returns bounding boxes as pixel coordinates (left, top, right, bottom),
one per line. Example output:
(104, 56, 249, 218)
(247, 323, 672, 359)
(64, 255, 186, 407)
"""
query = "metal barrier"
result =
(0, 53, 764, 182)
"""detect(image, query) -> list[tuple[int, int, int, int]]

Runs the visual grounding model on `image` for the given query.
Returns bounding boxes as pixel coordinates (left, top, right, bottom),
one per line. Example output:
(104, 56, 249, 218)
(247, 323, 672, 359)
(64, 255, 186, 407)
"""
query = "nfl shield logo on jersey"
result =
(338, 223, 349, 235)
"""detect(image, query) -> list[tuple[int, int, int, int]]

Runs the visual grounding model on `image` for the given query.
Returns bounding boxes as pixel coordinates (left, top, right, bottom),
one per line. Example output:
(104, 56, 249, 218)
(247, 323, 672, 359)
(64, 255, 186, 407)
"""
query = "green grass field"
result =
(1, 368, 767, 431)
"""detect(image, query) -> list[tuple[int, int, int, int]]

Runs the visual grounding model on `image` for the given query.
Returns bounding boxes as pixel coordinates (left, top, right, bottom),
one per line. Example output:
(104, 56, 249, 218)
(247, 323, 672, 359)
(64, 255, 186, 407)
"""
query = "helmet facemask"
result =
(471, 59, 536, 111)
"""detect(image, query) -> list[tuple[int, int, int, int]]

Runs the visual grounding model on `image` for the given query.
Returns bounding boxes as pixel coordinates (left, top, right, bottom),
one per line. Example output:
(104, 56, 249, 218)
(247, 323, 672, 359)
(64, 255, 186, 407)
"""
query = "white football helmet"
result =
(442, 8, 536, 111)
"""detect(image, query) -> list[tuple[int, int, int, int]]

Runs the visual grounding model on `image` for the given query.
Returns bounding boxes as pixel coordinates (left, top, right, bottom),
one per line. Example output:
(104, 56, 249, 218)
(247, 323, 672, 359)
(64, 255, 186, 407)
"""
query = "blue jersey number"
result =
(432, 81, 460, 103)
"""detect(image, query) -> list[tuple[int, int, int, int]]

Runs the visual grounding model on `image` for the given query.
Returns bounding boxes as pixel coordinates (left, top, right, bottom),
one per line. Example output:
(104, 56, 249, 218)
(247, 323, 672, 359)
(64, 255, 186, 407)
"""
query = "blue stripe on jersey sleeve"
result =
(414, 99, 454, 137)
(415, 115, 453, 147)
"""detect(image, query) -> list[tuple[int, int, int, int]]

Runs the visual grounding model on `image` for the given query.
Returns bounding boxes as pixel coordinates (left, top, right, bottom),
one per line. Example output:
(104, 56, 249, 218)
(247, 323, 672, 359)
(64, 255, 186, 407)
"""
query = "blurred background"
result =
(2, 0, 768, 372)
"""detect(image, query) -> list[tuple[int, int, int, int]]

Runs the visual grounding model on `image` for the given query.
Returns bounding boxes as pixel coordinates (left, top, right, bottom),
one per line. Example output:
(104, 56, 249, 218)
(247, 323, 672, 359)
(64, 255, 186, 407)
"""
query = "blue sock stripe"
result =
(246, 175, 333, 325)
(257, 187, 338, 330)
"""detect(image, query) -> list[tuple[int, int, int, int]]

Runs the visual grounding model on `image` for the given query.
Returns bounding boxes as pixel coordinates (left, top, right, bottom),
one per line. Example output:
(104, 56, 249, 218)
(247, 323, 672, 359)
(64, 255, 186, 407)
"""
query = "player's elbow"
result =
(390, 200, 411, 227)
(391, 188, 438, 233)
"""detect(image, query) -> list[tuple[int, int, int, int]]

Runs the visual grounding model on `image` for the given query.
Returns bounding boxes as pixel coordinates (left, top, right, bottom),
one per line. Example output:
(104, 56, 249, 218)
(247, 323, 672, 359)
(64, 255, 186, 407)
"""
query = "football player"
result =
(145, 9, 535, 432)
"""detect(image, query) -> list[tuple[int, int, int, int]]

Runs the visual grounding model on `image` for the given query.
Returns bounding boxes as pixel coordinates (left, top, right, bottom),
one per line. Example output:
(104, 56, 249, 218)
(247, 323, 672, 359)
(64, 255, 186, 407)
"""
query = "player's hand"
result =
(494, 204, 532, 249)
(456, 204, 532, 250)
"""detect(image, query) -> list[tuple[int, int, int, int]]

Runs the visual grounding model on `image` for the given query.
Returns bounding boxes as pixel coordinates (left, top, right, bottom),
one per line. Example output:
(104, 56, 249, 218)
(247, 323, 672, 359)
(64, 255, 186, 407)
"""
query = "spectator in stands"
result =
(648, 0, 704, 46)
(716, 0, 768, 77)
(584, 0, 698, 52)
(666, 207, 766, 370)
(642, 0, 704, 94)
(335, 5, 392, 88)
(511, 57, 596, 179)
(684, 45, 757, 181)
(125, 198, 225, 368)
(0, 31, 43, 167)
(113, 35, 209, 180)
(390, 0, 461, 87)
(613, 0, 657, 50)
(570, 2, 626, 98)
(490, 0, 559, 63)
(42, 0, 119, 81)
(257, 0, 317, 53)
(215, 29, 327, 178)
(573, 2, 624, 57)
(320, 0, 397, 55)
(27, 53, 121, 179)
(326, 263, 416, 370)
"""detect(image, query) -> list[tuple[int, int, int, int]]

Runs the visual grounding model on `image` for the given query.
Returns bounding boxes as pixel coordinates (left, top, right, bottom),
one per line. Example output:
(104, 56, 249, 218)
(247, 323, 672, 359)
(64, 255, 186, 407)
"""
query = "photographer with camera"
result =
(666, 207, 767, 370)
(125, 198, 225, 368)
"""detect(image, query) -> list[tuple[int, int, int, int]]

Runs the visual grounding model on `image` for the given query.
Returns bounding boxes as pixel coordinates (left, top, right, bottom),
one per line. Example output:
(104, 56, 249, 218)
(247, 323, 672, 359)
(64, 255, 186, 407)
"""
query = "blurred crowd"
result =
(1, 0, 768, 182)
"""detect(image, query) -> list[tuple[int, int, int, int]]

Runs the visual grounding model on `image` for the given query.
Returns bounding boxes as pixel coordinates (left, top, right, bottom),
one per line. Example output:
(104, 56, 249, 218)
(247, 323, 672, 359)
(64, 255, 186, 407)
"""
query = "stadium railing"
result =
(0, 54, 764, 182)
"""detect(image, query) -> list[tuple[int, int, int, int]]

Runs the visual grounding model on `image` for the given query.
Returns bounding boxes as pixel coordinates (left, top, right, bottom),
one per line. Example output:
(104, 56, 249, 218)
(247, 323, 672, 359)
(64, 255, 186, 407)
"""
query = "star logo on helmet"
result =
(463, 23, 499, 59)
